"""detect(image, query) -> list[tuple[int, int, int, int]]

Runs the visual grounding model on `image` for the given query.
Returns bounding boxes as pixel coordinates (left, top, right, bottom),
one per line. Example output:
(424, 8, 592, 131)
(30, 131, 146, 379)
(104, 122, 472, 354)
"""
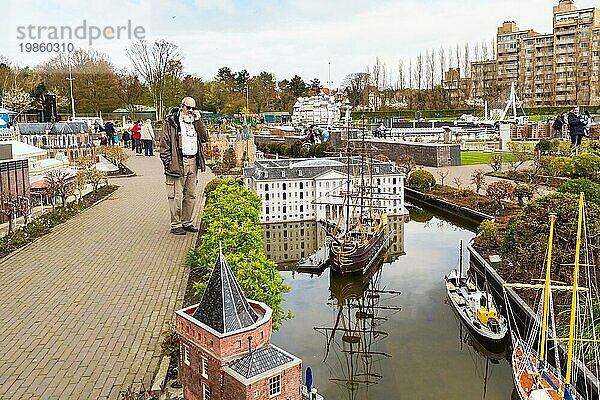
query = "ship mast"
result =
(345, 100, 351, 234)
(539, 213, 556, 369)
(565, 193, 585, 397)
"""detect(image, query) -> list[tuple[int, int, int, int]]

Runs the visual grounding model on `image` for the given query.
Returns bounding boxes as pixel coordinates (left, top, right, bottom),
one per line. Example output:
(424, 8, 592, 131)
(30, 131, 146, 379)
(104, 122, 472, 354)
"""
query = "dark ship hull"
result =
(328, 226, 389, 273)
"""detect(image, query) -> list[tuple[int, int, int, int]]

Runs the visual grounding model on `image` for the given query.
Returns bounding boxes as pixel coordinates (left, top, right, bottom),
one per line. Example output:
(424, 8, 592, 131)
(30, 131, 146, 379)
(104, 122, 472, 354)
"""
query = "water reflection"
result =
(315, 261, 401, 400)
(270, 207, 514, 399)
(262, 215, 407, 268)
(455, 322, 508, 399)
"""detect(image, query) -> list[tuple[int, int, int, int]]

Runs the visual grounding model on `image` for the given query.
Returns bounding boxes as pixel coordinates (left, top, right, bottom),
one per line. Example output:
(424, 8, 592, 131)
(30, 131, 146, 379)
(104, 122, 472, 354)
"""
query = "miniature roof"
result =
(228, 345, 294, 379)
(192, 250, 259, 334)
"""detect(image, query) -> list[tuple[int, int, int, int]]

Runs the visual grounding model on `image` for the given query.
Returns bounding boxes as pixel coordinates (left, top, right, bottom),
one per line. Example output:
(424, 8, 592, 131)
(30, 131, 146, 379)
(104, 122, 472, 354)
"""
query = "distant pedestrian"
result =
(584, 110, 592, 137)
(105, 120, 116, 145)
(99, 132, 108, 146)
(567, 106, 585, 150)
(160, 97, 208, 235)
(132, 120, 142, 154)
(551, 113, 564, 139)
(122, 130, 130, 148)
(141, 119, 155, 156)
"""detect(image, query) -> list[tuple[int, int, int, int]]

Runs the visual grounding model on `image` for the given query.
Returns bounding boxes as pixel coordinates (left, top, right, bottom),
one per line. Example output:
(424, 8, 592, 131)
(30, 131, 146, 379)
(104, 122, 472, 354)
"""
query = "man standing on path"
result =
(567, 106, 585, 152)
(160, 97, 208, 235)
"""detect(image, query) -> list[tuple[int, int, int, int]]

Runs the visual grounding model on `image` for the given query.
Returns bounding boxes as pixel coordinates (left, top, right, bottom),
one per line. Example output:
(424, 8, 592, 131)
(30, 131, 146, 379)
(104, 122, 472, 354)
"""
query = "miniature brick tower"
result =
(175, 250, 302, 400)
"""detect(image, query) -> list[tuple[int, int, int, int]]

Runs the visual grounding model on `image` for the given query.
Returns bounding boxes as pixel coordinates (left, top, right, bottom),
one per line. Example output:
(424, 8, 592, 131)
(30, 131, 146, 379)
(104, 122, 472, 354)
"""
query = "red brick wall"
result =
(226, 364, 302, 400)
(0, 159, 31, 223)
(222, 372, 247, 400)
(180, 337, 223, 400)
(176, 304, 272, 361)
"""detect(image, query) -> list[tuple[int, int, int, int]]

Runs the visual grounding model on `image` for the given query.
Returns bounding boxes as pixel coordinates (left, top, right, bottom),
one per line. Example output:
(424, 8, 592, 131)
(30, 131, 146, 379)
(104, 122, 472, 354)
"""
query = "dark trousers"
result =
(135, 138, 142, 153)
(143, 139, 154, 156)
(123, 139, 130, 148)
(132, 138, 136, 151)
(571, 134, 583, 146)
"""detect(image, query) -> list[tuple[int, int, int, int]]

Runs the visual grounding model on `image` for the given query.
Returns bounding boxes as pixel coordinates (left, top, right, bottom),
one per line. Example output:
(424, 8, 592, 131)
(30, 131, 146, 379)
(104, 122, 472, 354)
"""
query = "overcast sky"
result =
(3, 0, 599, 87)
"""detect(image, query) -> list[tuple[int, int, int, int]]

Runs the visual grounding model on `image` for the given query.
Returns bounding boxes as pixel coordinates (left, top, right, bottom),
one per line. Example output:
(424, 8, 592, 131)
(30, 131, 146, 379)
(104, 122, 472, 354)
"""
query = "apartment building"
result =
(449, 0, 600, 107)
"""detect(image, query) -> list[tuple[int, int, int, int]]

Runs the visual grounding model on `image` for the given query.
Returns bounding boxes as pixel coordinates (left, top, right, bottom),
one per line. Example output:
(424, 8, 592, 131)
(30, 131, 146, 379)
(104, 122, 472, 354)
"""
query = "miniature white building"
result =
(292, 94, 341, 128)
(243, 157, 407, 224)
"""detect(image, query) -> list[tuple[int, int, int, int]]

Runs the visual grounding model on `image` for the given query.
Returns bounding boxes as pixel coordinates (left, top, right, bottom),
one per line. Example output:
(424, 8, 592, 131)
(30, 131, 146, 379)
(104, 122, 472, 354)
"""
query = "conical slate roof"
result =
(192, 250, 259, 334)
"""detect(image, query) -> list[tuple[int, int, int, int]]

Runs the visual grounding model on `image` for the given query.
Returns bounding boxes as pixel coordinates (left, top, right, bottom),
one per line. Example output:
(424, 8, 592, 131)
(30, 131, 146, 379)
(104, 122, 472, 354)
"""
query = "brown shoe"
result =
(183, 225, 199, 233)
(170, 227, 186, 235)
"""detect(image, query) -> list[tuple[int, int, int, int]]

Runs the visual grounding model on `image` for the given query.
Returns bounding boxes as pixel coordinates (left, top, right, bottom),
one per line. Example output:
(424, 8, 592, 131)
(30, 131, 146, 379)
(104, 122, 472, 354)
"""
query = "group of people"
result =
(99, 120, 118, 146)
(301, 124, 329, 147)
(98, 119, 155, 156)
(128, 119, 155, 156)
(551, 106, 592, 148)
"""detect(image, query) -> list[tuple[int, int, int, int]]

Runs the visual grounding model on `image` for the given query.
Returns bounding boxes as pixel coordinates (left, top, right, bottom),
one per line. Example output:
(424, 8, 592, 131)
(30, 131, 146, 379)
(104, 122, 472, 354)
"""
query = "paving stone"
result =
(0, 152, 213, 399)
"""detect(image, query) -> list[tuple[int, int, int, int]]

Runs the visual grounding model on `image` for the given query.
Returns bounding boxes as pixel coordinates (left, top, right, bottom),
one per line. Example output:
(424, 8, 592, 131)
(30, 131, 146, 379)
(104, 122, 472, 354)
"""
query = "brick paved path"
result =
(0, 153, 212, 399)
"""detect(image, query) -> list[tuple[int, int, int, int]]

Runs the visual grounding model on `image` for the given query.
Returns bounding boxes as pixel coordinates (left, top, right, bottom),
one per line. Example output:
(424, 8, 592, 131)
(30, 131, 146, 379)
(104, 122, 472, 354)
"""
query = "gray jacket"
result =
(160, 108, 208, 177)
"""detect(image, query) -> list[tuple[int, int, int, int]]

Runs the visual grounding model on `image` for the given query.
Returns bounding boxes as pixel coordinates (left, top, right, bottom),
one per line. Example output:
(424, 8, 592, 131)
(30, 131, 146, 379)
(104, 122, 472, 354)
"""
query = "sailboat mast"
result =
(565, 193, 585, 388)
(359, 116, 366, 230)
(459, 240, 463, 279)
(539, 213, 557, 365)
(345, 115, 351, 232)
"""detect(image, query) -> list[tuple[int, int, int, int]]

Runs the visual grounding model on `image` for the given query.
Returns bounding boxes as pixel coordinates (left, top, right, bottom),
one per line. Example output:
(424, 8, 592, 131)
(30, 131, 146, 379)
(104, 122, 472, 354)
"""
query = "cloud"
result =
(5, 0, 600, 88)
(193, 0, 235, 13)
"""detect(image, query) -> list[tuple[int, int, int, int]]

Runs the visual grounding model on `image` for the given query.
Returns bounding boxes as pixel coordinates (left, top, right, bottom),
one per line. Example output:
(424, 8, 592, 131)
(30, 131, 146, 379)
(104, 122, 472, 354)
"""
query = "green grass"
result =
(461, 151, 517, 166)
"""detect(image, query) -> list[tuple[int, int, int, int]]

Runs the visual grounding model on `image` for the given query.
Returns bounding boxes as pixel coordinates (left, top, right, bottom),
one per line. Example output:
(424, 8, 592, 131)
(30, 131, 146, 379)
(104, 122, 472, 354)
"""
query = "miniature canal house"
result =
(175, 250, 302, 400)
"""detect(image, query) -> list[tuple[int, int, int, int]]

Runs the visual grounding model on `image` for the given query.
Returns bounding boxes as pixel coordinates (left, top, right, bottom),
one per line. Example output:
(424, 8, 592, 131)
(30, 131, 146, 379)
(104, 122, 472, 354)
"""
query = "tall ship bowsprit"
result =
(321, 103, 403, 274)
(314, 259, 401, 399)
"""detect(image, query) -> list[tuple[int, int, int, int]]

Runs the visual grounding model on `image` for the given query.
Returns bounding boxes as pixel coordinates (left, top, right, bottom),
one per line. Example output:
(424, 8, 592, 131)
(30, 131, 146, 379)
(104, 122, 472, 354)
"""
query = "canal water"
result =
(265, 207, 515, 400)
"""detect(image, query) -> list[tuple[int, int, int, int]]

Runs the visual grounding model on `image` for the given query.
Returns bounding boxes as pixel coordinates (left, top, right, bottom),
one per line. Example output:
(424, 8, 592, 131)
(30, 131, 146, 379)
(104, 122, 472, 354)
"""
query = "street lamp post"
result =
(245, 83, 249, 111)
(67, 54, 76, 119)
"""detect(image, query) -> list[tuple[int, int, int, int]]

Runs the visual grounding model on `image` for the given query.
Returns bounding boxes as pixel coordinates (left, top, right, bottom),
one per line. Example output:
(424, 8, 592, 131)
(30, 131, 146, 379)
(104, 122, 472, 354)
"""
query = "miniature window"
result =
(183, 344, 190, 366)
(269, 375, 281, 397)
(203, 383, 211, 400)
(202, 357, 209, 379)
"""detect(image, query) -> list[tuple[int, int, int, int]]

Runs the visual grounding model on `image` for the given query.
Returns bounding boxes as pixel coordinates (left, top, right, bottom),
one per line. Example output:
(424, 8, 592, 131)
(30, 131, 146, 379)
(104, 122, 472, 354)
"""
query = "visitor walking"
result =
(551, 113, 564, 139)
(584, 110, 592, 137)
(105, 120, 116, 145)
(122, 130, 130, 149)
(141, 119, 155, 156)
(159, 97, 208, 235)
(132, 120, 142, 155)
(567, 106, 585, 152)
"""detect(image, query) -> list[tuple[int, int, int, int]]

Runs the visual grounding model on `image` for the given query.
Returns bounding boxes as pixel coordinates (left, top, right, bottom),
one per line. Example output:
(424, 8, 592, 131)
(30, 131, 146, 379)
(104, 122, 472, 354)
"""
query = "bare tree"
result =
(342, 72, 370, 108)
(452, 176, 463, 189)
(437, 168, 450, 186)
(126, 39, 182, 120)
(470, 169, 486, 194)
(415, 53, 424, 90)
(398, 59, 405, 90)
(0, 193, 17, 233)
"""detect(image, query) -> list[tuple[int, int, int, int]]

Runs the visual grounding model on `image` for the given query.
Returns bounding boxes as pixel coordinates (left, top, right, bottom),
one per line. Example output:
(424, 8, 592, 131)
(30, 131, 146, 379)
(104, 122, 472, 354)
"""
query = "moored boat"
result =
(445, 242, 508, 342)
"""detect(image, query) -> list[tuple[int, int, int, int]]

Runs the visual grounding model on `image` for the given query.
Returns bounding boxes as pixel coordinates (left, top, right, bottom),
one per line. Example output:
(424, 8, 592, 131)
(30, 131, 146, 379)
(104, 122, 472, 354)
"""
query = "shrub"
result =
(407, 169, 436, 192)
(454, 188, 475, 197)
(558, 178, 600, 204)
(572, 153, 600, 180)
(535, 139, 552, 154)
(540, 156, 575, 177)
(486, 181, 514, 209)
(204, 178, 230, 195)
(475, 220, 499, 247)
(514, 184, 533, 206)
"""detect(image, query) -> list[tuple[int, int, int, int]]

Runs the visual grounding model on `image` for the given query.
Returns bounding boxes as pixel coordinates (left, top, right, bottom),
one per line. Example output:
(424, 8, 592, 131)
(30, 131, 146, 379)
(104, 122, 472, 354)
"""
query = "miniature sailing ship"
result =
(445, 241, 508, 342)
(314, 260, 401, 399)
(324, 108, 396, 274)
(504, 194, 600, 400)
